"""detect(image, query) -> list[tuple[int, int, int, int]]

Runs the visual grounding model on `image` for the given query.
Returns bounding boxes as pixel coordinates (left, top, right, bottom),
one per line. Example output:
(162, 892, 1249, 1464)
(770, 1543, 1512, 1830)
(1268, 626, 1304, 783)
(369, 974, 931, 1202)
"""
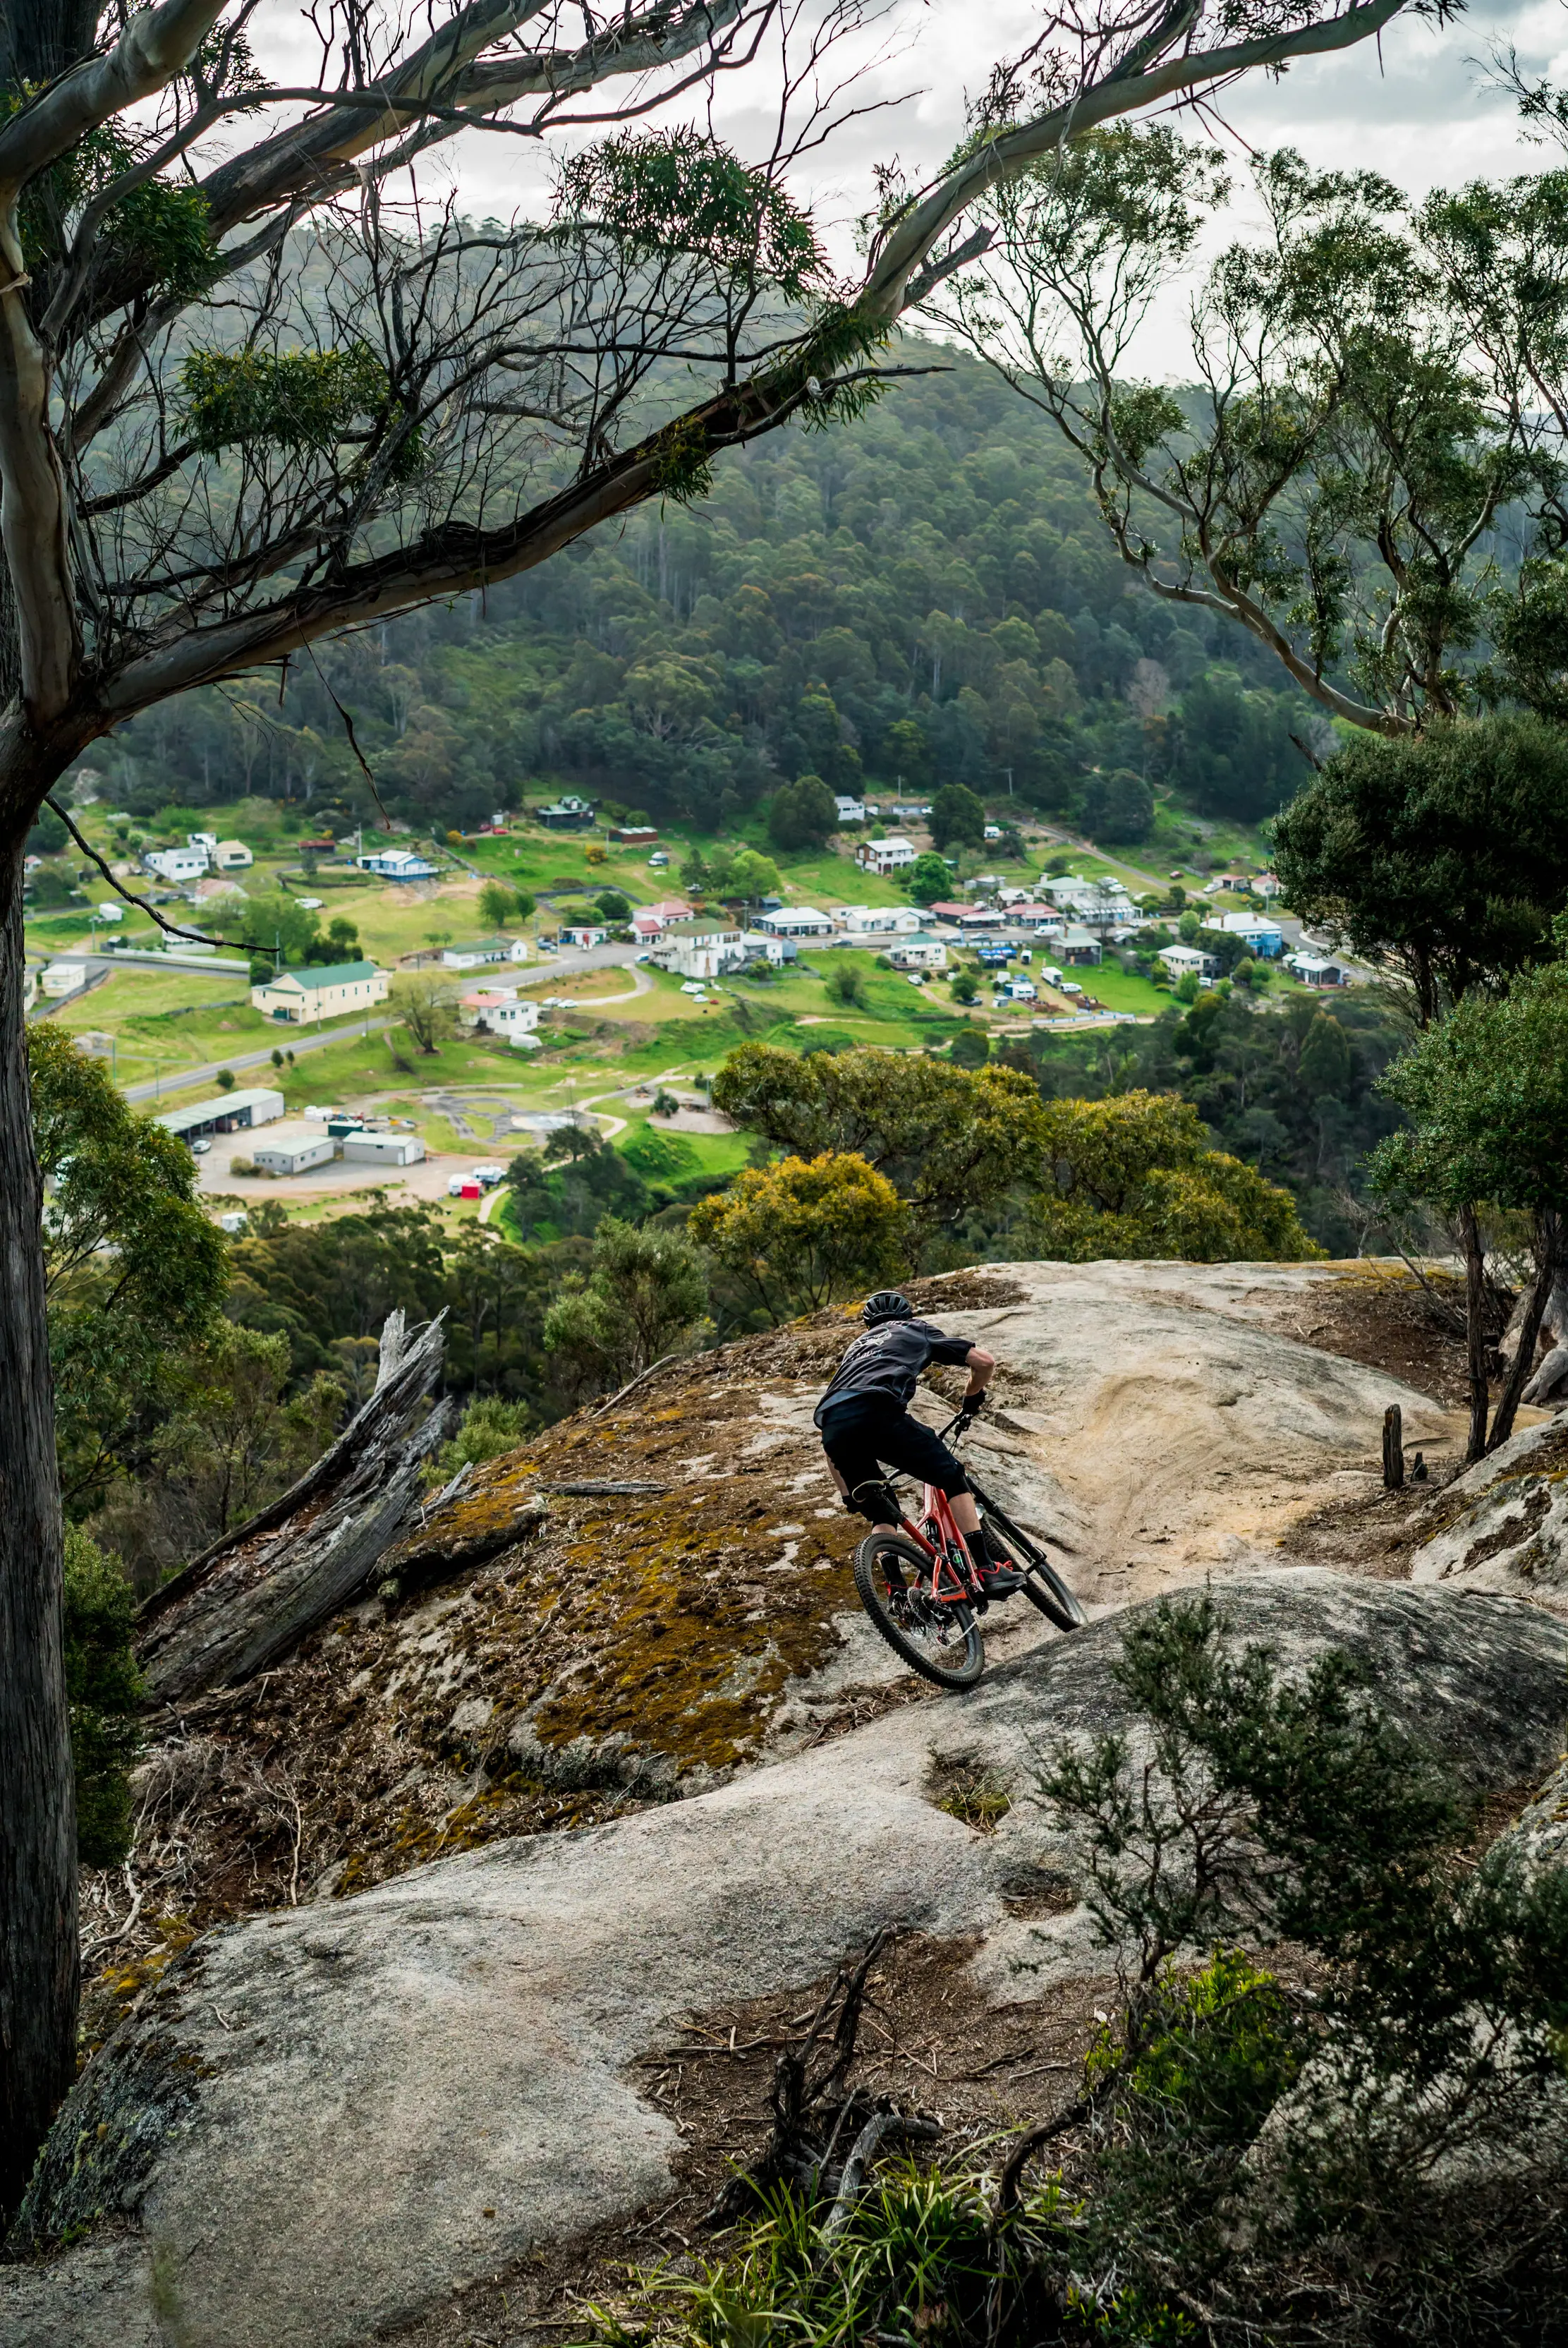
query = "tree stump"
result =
(1383, 1403, 1405, 1491)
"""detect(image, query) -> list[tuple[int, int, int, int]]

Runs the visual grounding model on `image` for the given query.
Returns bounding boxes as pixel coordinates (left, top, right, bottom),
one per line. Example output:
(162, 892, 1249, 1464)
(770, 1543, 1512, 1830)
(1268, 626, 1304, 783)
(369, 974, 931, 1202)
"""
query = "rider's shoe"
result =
(975, 1562, 1028, 1597)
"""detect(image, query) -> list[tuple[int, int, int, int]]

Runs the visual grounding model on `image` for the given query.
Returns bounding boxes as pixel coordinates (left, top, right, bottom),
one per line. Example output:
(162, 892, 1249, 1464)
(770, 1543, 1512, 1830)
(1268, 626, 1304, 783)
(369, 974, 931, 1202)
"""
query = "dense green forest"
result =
(1009, 992, 1406, 1259)
(87, 342, 1321, 842)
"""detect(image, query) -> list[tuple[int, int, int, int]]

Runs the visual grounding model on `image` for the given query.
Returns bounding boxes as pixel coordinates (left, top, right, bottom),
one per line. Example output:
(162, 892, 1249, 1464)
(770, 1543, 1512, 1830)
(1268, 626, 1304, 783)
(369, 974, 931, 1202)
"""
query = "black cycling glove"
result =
(957, 1392, 987, 1421)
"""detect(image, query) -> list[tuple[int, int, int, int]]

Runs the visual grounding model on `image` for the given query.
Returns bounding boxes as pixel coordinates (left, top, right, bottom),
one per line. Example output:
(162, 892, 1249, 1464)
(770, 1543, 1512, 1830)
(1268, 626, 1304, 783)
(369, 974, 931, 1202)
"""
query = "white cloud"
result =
(242, 0, 1565, 370)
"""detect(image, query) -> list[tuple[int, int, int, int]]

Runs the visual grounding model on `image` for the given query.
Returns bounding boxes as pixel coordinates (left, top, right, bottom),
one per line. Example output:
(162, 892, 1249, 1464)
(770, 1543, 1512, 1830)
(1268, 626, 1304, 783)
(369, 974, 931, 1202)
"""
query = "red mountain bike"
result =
(852, 1412, 1086, 1690)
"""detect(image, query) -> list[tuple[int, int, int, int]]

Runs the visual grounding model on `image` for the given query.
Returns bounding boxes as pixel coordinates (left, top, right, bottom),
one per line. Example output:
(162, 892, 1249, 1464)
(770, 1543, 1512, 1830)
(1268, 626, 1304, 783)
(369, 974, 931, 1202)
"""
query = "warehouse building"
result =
(342, 1132, 427, 1167)
(252, 1134, 336, 1176)
(157, 1087, 285, 1145)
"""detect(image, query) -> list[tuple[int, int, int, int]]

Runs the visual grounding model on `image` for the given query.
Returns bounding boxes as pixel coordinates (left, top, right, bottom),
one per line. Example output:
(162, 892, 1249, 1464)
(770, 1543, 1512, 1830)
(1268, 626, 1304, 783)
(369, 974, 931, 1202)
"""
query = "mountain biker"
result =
(815, 1290, 1026, 1595)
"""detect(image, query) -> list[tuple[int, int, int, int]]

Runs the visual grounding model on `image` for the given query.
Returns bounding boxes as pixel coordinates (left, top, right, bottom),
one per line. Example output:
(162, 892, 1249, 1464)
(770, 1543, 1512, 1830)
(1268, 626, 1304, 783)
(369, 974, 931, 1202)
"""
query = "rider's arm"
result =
(961, 1345, 995, 1402)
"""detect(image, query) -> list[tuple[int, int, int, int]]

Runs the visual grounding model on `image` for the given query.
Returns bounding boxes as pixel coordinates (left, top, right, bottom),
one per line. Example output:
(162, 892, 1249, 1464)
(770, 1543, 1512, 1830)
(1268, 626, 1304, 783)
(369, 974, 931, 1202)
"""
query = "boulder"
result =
(7, 1571, 1564, 2348)
(1409, 1418, 1568, 1611)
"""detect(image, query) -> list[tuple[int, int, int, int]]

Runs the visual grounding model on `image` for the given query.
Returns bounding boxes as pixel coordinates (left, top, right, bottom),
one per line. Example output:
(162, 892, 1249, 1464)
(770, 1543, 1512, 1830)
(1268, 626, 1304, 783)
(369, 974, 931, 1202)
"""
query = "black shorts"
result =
(818, 1395, 968, 1506)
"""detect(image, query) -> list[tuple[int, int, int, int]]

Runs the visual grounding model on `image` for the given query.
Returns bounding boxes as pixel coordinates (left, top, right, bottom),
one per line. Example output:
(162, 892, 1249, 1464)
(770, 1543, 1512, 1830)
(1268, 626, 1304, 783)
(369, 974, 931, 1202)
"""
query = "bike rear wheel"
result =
(853, 1531, 984, 1689)
(972, 1489, 1086, 1632)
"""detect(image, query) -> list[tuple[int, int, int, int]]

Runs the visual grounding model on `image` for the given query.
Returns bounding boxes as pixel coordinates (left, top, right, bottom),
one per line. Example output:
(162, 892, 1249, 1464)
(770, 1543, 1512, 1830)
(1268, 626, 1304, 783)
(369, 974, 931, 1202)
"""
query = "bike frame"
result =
(885, 1413, 985, 1608)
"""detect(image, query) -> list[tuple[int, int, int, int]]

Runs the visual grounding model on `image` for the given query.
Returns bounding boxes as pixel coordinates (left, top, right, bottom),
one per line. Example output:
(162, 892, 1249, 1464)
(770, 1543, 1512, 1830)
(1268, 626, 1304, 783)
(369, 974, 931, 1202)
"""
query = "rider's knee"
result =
(849, 1477, 901, 1525)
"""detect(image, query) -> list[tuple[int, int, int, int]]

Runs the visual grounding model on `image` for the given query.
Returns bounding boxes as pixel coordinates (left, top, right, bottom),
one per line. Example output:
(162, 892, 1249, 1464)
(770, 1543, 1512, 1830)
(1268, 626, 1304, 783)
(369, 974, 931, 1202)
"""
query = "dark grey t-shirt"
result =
(813, 1319, 974, 1427)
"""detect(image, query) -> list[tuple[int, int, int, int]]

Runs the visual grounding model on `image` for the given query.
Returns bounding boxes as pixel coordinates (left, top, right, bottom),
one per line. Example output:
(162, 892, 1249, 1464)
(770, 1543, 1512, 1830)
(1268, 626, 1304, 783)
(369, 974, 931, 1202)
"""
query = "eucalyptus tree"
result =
(924, 135, 1568, 735)
(1373, 963, 1568, 1458)
(0, 0, 1456, 2217)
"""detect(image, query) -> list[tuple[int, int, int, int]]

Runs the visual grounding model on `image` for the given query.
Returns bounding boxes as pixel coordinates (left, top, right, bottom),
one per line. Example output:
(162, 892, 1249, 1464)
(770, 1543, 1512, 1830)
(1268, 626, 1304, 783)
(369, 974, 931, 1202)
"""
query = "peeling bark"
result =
(0, 828, 76, 2223)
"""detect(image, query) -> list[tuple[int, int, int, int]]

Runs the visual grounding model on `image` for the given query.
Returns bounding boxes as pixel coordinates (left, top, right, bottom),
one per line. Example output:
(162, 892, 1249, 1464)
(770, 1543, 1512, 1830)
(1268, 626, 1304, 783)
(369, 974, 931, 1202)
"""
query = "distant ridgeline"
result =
(90, 342, 1320, 842)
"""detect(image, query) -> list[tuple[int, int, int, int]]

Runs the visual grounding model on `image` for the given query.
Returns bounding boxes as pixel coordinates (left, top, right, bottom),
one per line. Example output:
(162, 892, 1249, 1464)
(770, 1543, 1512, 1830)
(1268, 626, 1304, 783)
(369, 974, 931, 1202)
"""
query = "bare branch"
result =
(861, 0, 1408, 314)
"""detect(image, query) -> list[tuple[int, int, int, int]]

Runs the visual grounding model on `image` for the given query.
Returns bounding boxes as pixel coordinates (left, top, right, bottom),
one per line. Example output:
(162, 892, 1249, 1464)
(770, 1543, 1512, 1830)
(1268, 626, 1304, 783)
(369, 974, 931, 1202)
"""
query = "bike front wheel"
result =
(853, 1531, 984, 1690)
(973, 1494, 1087, 1632)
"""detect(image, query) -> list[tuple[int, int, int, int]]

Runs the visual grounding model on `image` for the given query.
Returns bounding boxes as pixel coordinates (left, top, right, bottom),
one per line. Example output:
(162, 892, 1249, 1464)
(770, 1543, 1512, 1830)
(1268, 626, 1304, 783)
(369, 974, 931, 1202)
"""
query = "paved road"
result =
(121, 1017, 401, 1105)
(506, 941, 643, 988)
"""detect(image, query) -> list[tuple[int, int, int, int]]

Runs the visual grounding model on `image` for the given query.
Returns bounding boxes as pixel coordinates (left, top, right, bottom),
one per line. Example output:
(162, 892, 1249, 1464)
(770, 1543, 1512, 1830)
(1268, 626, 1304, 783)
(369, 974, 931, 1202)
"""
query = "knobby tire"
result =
(853, 1530, 984, 1690)
(968, 1482, 1086, 1632)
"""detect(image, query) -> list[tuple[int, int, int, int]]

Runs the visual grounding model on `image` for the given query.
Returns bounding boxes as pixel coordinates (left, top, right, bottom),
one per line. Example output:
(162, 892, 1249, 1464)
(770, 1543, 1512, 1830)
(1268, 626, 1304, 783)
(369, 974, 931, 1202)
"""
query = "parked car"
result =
(470, 1164, 505, 1187)
(189, 1138, 211, 1155)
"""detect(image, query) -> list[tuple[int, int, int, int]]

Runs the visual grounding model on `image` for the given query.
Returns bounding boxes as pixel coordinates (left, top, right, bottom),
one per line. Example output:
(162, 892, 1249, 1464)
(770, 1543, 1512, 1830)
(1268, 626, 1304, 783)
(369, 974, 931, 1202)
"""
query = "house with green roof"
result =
(250, 960, 389, 1025)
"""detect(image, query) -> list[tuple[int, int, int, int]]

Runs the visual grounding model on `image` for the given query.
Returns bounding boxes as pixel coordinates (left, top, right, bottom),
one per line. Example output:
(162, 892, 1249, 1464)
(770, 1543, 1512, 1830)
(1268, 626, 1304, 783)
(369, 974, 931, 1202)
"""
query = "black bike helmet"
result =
(861, 1289, 913, 1326)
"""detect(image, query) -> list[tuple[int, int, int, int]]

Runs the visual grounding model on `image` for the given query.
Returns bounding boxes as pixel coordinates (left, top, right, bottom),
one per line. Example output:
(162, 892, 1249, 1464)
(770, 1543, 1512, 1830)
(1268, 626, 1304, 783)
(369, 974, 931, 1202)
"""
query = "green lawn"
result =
(41, 968, 269, 1089)
(1071, 962, 1169, 1016)
(614, 1115, 752, 1182)
(37, 963, 411, 1094)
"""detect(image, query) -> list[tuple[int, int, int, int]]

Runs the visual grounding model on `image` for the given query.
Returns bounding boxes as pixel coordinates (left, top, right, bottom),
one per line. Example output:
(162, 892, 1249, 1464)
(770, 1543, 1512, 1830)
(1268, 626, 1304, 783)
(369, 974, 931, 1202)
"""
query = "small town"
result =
(23, 787, 1343, 1221)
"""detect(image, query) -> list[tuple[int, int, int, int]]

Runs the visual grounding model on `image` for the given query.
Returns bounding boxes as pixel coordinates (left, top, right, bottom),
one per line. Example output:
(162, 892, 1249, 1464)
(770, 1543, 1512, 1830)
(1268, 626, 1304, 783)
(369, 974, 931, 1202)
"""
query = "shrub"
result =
(1031, 1091, 1322, 1261)
(542, 1215, 709, 1396)
(905, 849, 953, 905)
(690, 1151, 908, 1321)
(432, 1395, 530, 1479)
(63, 1527, 143, 1867)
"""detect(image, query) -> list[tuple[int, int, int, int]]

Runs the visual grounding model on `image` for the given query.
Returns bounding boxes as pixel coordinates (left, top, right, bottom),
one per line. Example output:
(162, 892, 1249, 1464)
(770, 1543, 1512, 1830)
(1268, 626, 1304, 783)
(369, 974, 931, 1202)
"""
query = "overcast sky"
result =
(279, 0, 1568, 377)
(431, 0, 1564, 216)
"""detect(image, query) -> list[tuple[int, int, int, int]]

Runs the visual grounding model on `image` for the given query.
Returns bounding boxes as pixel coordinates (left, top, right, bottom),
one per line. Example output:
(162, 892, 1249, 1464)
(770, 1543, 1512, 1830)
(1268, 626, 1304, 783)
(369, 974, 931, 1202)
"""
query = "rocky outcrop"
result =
(8, 1572, 1564, 2348)
(1409, 1417, 1568, 1612)
(106, 1261, 1472, 1935)
(1498, 1270, 1568, 1404)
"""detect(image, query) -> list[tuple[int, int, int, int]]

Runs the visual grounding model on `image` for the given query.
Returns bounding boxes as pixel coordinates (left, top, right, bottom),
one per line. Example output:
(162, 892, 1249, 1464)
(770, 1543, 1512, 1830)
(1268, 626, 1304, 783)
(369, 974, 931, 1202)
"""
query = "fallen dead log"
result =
(137, 1310, 454, 1701)
(544, 1479, 669, 1497)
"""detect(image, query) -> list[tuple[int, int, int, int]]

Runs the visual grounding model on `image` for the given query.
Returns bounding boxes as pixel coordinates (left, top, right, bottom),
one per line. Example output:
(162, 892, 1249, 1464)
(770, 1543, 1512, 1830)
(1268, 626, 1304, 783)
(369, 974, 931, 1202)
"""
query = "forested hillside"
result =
(90, 343, 1320, 841)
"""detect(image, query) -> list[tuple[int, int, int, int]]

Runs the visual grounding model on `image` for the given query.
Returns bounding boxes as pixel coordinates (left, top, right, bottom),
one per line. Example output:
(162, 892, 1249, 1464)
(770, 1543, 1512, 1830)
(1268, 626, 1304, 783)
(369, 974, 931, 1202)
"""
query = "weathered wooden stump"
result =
(1382, 1403, 1404, 1490)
